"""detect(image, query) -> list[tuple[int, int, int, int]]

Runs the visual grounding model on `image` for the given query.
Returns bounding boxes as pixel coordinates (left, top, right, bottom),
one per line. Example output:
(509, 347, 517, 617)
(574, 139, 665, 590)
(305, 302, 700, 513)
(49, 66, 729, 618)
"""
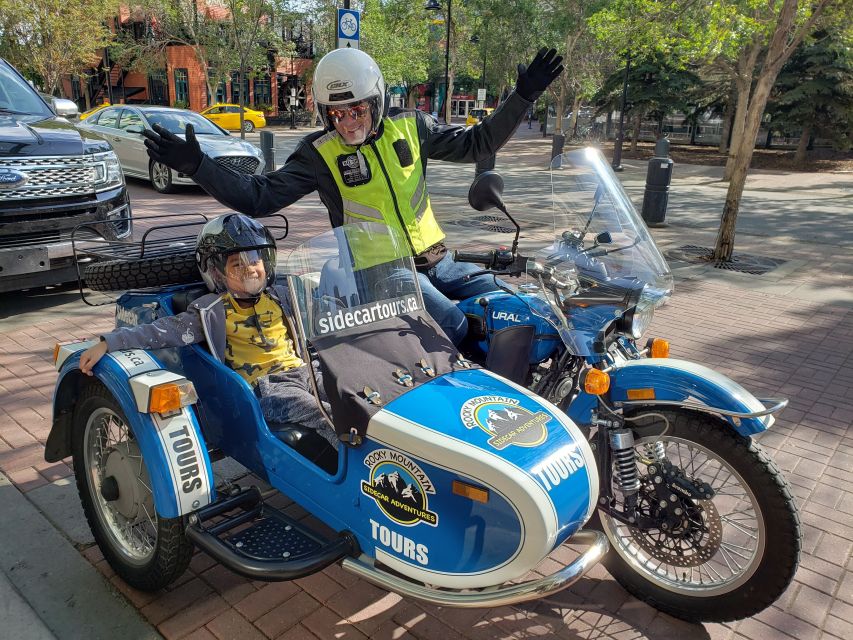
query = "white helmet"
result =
(312, 48, 386, 135)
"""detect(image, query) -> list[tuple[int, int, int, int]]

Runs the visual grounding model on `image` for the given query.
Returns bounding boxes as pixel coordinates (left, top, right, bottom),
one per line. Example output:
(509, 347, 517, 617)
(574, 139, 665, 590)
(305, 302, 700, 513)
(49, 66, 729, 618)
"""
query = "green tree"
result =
(768, 26, 853, 162)
(0, 0, 119, 96)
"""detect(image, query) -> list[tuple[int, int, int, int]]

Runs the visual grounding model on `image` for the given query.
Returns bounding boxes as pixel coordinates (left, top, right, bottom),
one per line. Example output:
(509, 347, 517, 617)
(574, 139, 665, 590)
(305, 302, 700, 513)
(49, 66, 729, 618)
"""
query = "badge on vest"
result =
(393, 139, 414, 167)
(337, 153, 371, 187)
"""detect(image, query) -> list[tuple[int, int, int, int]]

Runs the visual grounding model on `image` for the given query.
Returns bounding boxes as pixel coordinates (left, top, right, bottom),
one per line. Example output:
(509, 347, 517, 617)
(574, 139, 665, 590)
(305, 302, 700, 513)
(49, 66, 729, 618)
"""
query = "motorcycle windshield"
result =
(548, 148, 673, 297)
(282, 222, 425, 343)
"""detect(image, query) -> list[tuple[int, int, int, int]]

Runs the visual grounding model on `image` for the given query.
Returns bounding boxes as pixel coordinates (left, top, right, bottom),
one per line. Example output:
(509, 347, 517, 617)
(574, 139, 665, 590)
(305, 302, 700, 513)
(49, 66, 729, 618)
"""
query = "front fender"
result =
(51, 345, 214, 519)
(567, 358, 775, 436)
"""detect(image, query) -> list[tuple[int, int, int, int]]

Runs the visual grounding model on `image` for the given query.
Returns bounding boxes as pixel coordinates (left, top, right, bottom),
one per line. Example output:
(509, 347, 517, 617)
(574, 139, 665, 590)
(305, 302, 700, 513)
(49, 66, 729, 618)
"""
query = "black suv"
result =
(0, 58, 131, 292)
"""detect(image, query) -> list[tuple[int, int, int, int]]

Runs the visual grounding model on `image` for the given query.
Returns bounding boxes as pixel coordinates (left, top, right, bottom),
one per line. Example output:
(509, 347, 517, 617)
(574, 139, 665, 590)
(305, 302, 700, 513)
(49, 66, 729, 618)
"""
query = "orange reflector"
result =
(53, 343, 61, 364)
(627, 388, 656, 400)
(149, 383, 181, 414)
(452, 480, 489, 504)
(649, 338, 670, 358)
(583, 368, 610, 395)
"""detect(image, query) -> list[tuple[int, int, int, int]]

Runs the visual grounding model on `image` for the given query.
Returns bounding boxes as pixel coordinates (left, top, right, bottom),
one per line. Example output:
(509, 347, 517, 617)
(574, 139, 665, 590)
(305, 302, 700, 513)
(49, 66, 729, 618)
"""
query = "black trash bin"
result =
(641, 156, 673, 226)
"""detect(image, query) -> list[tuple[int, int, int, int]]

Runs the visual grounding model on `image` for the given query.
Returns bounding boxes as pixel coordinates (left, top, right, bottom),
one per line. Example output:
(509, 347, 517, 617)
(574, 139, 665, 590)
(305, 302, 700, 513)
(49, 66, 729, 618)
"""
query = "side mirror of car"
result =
(126, 125, 144, 134)
(53, 98, 79, 119)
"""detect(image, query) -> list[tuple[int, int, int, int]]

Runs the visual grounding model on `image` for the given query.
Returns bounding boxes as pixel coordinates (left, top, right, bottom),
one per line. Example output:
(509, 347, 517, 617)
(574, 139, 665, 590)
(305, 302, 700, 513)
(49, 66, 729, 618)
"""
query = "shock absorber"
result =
(610, 429, 640, 498)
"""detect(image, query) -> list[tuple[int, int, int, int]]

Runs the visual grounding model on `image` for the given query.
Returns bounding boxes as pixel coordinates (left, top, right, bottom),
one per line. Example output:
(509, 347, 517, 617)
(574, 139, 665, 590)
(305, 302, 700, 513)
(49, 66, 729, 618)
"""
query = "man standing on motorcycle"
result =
(142, 47, 563, 344)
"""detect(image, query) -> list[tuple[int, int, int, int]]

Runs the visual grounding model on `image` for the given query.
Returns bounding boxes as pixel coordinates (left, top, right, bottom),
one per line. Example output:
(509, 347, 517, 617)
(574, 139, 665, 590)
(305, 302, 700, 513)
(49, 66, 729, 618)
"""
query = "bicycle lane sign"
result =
(337, 8, 360, 49)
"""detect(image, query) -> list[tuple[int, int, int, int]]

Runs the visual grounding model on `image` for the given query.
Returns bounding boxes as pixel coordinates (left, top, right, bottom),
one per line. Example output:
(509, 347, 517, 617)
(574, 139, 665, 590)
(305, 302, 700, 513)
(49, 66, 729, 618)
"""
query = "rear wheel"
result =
(242, 120, 255, 132)
(592, 409, 801, 622)
(149, 161, 175, 193)
(72, 381, 192, 591)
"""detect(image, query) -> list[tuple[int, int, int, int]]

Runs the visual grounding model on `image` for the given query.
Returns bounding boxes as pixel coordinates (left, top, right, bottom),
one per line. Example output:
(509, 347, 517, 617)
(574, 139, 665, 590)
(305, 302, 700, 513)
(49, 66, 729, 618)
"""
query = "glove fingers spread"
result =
(152, 123, 180, 143)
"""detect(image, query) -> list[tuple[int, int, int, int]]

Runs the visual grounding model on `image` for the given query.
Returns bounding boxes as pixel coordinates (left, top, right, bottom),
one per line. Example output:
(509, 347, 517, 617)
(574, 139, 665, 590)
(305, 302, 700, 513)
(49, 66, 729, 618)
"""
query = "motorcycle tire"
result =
(591, 408, 801, 623)
(84, 252, 200, 292)
(72, 380, 193, 591)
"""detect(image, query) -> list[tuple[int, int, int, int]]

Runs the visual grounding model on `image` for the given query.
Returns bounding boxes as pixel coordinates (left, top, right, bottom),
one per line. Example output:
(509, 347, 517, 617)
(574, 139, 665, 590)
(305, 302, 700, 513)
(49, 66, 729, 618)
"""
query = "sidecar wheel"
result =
(72, 381, 193, 591)
(592, 409, 801, 623)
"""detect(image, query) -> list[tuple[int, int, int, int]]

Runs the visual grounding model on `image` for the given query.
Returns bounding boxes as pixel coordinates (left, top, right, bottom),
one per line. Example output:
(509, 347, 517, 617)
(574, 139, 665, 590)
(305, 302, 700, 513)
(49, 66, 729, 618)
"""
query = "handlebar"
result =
(455, 249, 573, 291)
(454, 250, 495, 266)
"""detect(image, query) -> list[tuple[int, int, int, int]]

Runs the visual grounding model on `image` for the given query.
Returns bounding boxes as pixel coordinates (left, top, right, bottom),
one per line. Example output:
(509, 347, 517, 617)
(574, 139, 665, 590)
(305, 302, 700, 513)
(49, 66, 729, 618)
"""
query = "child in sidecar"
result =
(78, 213, 337, 448)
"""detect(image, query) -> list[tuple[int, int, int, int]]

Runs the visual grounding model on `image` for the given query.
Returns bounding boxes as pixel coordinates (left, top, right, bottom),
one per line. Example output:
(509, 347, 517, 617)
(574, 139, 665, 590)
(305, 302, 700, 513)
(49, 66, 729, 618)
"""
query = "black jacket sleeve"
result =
(419, 91, 532, 163)
(191, 138, 324, 217)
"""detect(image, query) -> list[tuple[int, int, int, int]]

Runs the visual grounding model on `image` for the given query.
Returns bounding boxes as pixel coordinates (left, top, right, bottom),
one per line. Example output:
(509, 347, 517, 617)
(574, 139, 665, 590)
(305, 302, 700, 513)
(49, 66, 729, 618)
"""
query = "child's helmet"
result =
(312, 48, 387, 137)
(195, 214, 276, 299)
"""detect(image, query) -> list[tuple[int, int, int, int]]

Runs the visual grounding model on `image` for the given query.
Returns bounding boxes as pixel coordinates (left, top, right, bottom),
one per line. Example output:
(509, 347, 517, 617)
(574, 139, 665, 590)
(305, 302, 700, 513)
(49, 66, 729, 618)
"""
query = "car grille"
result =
(0, 155, 102, 200)
(215, 156, 260, 174)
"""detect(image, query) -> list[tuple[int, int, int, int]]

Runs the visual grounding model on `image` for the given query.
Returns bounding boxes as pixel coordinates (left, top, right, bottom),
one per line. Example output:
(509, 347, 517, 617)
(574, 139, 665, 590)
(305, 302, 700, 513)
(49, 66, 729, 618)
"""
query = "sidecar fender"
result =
(568, 358, 775, 436)
(50, 344, 214, 519)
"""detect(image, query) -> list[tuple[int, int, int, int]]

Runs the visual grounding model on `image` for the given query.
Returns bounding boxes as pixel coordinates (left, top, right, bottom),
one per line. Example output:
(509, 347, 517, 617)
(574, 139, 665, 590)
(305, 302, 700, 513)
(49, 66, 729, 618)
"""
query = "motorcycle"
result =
(451, 147, 801, 621)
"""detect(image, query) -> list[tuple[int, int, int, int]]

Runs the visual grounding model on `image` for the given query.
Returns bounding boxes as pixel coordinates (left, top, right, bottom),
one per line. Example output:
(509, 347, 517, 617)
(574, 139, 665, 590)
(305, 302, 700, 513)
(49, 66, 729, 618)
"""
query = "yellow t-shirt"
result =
(223, 293, 303, 384)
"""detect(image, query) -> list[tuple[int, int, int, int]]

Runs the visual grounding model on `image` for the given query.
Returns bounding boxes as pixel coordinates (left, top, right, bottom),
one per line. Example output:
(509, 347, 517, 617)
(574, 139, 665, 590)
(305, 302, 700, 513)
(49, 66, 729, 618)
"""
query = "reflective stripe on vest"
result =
(314, 114, 445, 259)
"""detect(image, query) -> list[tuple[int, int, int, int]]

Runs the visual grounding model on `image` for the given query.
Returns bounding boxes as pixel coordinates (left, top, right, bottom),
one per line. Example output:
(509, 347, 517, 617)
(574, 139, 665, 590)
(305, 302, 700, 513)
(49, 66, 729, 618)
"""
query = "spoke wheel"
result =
(242, 120, 255, 132)
(149, 161, 175, 193)
(72, 381, 192, 590)
(592, 409, 801, 622)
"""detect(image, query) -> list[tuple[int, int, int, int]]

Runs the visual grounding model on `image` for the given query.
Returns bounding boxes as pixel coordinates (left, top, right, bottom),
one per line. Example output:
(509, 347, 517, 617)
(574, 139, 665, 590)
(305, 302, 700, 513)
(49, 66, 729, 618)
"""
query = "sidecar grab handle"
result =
(340, 529, 608, 608)
(617, 396, 788, 419)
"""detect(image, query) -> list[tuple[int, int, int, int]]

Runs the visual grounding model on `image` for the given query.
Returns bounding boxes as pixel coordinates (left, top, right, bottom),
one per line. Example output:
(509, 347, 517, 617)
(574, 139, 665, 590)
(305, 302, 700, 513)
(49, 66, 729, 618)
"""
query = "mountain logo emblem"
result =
(460, 395, 551, 450)
(361, 448, 438, 527)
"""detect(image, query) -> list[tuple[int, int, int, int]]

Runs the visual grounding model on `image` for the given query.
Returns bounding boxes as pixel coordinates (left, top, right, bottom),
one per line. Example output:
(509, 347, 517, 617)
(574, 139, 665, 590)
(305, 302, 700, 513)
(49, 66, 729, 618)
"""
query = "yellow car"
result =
(79, 102, 111, 121)
(200, 103, 267, 132)
(466, 107, 494, 126)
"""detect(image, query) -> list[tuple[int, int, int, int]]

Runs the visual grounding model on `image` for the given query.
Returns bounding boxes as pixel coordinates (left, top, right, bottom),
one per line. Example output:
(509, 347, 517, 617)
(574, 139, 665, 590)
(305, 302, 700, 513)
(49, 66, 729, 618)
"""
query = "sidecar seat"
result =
(168, 287, 338, 474)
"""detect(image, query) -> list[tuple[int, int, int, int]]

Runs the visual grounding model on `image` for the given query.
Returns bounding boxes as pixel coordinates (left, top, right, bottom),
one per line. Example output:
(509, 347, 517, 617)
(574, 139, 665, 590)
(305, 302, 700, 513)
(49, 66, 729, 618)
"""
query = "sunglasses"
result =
(326, 103, 370, 122)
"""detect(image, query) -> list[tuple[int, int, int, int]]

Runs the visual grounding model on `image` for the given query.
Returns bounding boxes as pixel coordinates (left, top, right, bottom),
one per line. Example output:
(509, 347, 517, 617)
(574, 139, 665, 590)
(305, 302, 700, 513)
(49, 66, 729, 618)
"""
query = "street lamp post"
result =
(611, 51, 631, 172)
(425, 0, 451, 123)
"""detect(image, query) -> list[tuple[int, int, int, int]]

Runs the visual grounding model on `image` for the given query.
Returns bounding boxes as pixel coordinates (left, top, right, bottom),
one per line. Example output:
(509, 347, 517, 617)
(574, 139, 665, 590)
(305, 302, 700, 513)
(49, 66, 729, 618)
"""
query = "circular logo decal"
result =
(461, 395, 551, 450)
(361, 449, 438, 527)
(339, 12, 358, 38)
(0, 169, 27, 190)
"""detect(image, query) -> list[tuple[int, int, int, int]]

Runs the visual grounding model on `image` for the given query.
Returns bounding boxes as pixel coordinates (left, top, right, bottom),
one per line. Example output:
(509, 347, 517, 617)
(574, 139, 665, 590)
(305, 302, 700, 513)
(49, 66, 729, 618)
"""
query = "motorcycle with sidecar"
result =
(47, 148, 799, 623)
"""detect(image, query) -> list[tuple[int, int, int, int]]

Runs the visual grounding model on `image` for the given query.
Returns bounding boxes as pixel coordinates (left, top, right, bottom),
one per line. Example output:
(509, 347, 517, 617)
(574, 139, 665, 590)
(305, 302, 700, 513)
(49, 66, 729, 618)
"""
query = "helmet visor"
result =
(219, 248, 276, 298)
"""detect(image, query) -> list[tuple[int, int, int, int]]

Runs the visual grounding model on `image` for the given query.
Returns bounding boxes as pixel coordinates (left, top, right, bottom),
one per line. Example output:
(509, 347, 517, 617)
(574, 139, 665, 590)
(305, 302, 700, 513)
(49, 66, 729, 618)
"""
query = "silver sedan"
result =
(77, 105, 265, 193)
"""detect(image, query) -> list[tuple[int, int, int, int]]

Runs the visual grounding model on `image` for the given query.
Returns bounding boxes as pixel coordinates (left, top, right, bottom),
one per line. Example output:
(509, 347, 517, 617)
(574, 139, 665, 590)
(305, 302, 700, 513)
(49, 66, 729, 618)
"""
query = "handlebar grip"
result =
(454, 250, 493, 265)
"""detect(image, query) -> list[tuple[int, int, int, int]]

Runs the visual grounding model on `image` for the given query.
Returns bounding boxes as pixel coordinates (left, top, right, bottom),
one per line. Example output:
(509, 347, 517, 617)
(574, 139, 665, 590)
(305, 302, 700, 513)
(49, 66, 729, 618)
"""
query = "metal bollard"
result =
(259, 130, 276, 173)
(641, 141, 673, 227)
(550, 133, 565, 168)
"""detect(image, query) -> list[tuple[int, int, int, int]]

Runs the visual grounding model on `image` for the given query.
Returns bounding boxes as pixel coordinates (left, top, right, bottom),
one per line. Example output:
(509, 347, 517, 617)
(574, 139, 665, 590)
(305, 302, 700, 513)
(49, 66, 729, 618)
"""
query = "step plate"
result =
(228, 515, 322, 561)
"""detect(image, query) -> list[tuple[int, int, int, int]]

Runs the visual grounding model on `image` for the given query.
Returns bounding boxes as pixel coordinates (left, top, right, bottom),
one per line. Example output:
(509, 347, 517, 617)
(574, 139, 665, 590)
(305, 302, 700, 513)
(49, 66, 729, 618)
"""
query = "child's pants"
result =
(255, 363, 338, 447)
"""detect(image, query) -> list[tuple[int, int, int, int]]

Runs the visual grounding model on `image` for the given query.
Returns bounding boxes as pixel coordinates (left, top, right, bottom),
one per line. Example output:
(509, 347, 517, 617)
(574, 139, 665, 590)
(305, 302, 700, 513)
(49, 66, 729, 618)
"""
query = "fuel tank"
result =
(355, 368, 598, 589)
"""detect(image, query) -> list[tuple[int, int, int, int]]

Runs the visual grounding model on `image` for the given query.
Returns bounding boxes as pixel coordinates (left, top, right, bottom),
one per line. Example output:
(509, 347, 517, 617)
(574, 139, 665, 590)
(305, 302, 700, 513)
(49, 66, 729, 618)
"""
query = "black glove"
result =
(515, 48, 564, 102)
(142, 123, 204, 176)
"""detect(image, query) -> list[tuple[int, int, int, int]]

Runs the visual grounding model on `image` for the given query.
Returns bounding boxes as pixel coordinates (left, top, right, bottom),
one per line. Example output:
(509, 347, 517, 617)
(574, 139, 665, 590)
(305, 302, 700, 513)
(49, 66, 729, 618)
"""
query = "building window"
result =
(231, 72, 249, 105)
(174, 68, 189, 107)
(254, 77, 271, 108)
(148, 70, 168, 106)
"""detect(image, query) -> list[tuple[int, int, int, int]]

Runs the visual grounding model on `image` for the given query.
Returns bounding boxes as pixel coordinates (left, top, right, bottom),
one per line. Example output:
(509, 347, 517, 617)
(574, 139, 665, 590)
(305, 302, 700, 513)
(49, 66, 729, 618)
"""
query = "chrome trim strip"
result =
(340, 530, 608, 608)
(616, 397, 788, 418)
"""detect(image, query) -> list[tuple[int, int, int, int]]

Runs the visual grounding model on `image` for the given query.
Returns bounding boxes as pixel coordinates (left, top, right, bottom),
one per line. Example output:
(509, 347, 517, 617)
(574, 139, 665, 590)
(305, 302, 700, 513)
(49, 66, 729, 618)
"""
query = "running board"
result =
(186, 486, 359, 581)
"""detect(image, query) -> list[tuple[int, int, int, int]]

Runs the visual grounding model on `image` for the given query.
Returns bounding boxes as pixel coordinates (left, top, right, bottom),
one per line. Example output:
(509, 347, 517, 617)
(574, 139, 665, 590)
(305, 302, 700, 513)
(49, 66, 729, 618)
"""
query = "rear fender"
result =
(51, 344, 214, 518)
(567, 358, 775, 436)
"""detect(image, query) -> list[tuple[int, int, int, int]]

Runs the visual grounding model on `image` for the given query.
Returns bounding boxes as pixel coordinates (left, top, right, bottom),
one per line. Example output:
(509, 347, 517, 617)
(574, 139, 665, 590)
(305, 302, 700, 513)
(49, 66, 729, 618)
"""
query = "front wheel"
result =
(72, 381, 193, 591)
(242, 120, 255, 132)
(592, 409, 801, 623)
(149, 161, 175, 194)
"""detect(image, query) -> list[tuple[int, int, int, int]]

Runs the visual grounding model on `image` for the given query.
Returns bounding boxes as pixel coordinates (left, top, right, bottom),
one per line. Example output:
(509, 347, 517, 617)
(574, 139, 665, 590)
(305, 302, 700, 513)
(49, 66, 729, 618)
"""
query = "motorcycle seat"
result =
(267, 422, 338, 475)
(170, 286, 209, 314)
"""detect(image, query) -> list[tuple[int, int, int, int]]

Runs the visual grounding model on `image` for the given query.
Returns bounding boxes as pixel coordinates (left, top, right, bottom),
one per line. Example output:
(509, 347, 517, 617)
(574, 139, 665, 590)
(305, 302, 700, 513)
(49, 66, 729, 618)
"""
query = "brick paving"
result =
(1, 128, 851, 638)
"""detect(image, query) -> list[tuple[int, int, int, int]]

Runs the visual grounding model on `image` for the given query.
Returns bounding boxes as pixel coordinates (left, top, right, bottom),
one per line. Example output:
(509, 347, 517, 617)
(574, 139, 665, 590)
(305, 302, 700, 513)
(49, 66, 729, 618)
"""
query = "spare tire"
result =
(84, 253, 200, 292)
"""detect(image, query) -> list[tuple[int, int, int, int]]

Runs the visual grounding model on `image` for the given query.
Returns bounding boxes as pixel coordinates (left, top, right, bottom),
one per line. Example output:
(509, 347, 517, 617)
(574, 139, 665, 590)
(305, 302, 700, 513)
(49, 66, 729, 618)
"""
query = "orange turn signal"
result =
(149, 383, 182, 414)
(452, 480, 489, 504)
(648, 338, 670, 358)
(582, 368, 610, 395)
(53, 343, 61, 364)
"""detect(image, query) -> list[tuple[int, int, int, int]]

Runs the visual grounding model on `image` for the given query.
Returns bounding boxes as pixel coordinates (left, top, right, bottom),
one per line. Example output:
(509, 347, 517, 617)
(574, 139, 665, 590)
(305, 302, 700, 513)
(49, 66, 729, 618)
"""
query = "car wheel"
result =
(149, 161, 175, 194)
(242, 120, 255, 133)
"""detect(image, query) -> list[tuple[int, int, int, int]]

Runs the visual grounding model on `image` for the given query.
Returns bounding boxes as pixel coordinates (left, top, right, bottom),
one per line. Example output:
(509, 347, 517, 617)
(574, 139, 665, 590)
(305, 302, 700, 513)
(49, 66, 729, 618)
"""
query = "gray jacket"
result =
(102, 285, 300, 364)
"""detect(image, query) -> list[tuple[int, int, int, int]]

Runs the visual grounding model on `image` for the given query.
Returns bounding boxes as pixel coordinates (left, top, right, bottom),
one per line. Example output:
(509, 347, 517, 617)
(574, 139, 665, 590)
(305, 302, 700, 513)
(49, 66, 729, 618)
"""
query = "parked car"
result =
(0, 57, 131, 293)
(79, 102, 111, 121)
(78, 105, 265, 193)
(199, 103, 266, 132)
(465, 107, 494, 126)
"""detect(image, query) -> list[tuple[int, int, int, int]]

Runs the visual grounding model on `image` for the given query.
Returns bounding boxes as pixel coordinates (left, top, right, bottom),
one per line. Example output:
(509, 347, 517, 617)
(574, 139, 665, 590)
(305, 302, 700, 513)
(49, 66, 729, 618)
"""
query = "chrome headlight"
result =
(92, 151, 124, 192)
(628, 304, 654, 339)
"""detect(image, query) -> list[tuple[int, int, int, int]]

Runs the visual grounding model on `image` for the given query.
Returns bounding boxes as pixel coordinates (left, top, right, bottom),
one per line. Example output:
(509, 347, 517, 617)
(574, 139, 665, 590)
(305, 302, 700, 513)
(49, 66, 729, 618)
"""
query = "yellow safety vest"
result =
(313, 113, 445, 267)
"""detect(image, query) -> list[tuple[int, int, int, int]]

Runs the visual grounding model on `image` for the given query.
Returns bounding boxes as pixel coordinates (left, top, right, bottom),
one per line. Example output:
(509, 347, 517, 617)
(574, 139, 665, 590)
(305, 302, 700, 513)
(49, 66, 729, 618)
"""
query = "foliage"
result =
(0, 0, 120, 95)
(172, 99, 189, 109)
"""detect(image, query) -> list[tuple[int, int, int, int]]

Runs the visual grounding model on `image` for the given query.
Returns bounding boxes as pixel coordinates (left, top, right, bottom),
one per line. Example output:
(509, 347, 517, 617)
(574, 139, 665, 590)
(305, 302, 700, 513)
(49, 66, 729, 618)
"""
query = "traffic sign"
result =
(337, 8, 360, 49)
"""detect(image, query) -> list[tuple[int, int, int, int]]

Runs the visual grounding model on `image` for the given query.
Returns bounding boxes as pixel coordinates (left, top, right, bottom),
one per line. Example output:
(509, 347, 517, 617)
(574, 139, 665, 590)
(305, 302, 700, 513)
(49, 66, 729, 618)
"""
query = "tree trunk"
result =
(630, 113, 642, 152)
(724, 79, 751, 180)
(238, 67, 246, 140)
(713, 75, 776, 261)
(566, 95, 581, 139)
(554, 89, 567, 134)
(794, 125, 811, 163)
(444, 71, 455, 124)
(718, 83, 736, 153)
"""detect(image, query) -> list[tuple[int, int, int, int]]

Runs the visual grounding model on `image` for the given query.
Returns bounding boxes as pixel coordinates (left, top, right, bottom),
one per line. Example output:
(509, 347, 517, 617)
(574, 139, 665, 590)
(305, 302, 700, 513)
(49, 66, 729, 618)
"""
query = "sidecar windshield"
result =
(282, 222, 424, 342)
(547, 148, 673, 298)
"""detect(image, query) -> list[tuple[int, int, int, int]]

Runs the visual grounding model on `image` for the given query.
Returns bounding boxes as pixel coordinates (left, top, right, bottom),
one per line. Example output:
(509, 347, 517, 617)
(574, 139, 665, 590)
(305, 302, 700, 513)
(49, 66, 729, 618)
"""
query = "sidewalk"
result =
(0, 125, 851, 639)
